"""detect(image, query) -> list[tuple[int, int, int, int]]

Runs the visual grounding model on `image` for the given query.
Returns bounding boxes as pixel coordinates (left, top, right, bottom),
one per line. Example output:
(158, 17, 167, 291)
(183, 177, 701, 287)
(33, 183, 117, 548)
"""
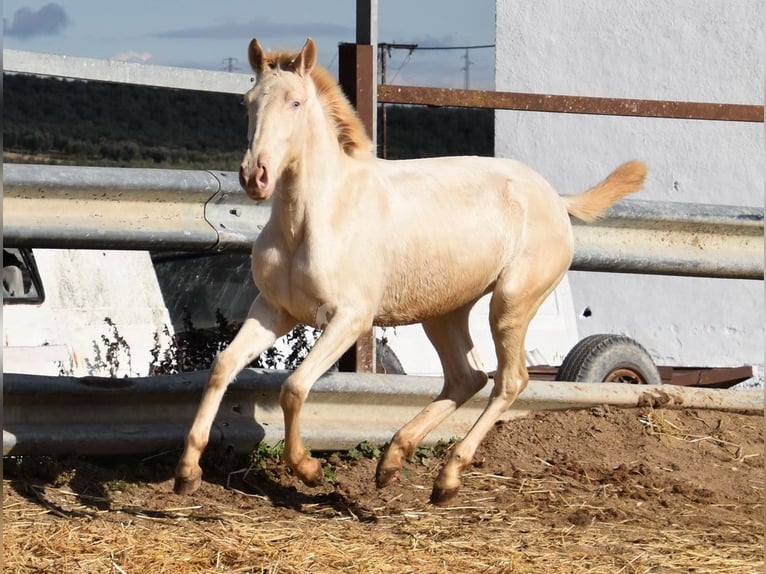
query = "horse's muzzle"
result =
(239, 157, 273, 201)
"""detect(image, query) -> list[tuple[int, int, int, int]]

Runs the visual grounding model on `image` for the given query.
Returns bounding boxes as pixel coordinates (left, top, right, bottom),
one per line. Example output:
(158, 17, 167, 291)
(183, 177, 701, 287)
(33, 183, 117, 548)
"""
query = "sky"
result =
(2, 1, 497, 89)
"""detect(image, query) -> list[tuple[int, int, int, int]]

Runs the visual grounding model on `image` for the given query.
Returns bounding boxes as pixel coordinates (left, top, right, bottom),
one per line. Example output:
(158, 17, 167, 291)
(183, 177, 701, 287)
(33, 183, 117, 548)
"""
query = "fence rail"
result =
(2, 163, 262, 252)
(4, 49, 253, 95)
(4, 163, 763, 279)
(378, 85, 764, 122)
(4, 370, 762, 456)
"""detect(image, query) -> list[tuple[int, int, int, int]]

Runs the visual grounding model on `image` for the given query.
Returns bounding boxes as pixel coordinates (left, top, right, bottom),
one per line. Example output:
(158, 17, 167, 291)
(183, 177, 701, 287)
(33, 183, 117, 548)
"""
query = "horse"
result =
(175, 37, 647, 506)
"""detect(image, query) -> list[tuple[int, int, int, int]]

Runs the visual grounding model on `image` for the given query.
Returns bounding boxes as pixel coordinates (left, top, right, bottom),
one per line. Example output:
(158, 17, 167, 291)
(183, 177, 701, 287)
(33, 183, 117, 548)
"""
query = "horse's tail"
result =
(562, 160, 647, 222)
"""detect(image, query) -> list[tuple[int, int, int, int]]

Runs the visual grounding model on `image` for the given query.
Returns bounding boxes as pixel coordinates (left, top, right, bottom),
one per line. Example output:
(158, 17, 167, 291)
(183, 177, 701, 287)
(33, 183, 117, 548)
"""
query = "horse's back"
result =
(367, 156, 572, 325)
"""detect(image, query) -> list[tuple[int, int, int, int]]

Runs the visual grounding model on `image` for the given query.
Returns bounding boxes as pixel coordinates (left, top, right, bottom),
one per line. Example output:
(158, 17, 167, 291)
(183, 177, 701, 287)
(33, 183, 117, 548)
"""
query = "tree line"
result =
(3, 73, 493, 169)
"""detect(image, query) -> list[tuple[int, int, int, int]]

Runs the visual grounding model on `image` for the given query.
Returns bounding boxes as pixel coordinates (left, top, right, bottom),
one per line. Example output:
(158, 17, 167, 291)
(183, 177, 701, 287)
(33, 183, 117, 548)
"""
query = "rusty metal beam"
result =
(378, 84, 764, 123)
(657, 366, 755, 389)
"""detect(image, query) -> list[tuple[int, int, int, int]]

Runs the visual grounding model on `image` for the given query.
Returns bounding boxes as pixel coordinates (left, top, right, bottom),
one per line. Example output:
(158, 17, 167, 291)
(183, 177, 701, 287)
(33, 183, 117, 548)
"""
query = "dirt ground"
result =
(4, 405, 763, 573)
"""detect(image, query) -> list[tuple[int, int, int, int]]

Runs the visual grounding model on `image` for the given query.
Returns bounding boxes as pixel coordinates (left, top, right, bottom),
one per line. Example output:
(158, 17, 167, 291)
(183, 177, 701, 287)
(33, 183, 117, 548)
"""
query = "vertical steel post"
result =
(337, 0, 378, 373)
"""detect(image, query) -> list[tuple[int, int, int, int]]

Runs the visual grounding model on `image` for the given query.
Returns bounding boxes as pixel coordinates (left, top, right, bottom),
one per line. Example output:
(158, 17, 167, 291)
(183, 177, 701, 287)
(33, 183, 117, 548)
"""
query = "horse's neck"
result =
(272, 124, 348, 249)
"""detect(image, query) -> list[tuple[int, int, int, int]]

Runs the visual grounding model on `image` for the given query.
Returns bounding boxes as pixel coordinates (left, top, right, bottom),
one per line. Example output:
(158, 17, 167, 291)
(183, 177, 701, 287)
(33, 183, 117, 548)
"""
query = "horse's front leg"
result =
(175, 296, 294, 495)
(280, 309, 369, 486)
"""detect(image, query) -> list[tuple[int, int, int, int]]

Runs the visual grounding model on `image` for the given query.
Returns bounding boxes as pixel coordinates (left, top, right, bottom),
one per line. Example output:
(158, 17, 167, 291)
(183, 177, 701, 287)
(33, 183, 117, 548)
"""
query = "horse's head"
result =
(239, 37, 317, 201)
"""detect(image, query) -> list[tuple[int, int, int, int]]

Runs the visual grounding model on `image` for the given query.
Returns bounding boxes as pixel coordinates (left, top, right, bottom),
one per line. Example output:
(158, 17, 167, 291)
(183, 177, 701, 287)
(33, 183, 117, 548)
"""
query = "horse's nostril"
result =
(256, 164, 269, 190)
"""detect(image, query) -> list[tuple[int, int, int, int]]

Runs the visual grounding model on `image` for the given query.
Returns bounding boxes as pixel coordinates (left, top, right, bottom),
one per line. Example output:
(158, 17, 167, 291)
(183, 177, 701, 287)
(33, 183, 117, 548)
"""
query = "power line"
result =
(413, 44, 495, 51)
(379, 43, 494, 89)
(378, 43, 418, 84)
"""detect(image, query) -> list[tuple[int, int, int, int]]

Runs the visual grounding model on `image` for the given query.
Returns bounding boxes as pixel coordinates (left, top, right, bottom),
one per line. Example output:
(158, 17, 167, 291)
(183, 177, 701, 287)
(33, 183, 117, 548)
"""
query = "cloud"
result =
(5, 3, 69, 38)
(153, 20, 353, 41)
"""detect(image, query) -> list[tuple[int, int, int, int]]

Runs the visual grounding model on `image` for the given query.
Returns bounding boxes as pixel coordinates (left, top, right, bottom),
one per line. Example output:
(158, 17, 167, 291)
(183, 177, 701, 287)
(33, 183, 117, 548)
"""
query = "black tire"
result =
(376, 338, 406, 374)
(556, 334, 661, 385)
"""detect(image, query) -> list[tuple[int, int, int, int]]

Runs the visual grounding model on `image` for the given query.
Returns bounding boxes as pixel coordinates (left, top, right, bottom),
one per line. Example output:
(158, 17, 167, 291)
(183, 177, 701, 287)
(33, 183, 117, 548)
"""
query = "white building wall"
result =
(494, 1, 764, 378)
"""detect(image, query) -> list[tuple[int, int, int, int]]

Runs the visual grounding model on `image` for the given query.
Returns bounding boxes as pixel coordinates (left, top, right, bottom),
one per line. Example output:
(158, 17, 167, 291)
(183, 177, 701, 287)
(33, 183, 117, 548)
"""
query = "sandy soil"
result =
(4, 405, 763, 573)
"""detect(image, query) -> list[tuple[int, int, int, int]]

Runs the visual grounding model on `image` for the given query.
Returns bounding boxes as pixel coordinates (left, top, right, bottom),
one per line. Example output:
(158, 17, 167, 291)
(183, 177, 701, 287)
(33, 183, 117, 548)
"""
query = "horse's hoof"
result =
(296, 458, 324, 487)
(430, 484, 460, 506)
(375, 466, 400, 489)
(301, 473, 324, 488)
(174, 473, 202, 495)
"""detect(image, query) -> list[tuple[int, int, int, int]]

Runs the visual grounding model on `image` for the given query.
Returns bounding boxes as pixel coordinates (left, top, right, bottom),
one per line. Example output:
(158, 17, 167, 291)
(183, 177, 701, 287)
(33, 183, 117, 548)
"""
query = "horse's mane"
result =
(262, 51, 374, 159)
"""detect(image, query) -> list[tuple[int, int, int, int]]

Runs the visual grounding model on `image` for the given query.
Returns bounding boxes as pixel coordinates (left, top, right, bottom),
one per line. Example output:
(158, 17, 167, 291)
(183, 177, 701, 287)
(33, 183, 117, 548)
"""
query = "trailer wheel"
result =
(556, 334, 661, 385)
(376, 338, 405, 374)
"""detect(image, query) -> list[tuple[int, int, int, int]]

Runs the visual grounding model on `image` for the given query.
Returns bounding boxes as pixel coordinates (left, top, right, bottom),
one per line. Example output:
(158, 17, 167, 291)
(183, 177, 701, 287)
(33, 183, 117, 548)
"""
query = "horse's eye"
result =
(291, 100, 301, 109)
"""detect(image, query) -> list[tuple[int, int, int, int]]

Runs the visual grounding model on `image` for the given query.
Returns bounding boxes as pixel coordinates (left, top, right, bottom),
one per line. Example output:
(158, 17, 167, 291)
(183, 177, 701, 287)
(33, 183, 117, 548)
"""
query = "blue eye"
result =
(291, 100, 301, 109)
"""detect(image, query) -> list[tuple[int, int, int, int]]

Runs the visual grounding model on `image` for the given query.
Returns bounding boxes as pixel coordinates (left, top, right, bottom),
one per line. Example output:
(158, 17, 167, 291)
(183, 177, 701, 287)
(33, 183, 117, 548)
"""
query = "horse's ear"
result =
(293, 37, 317, 76)
(248, 38, 266, 75)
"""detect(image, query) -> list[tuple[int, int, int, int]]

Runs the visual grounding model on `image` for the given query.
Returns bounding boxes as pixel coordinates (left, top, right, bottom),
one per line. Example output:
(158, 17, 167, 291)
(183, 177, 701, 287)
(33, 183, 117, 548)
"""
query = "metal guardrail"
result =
(4, 370, 762, 456)
(4, 163, 763, 279)
(571, 200, 764, 279)
(3, 163, 268, 252)
(4, 49, 253, 95)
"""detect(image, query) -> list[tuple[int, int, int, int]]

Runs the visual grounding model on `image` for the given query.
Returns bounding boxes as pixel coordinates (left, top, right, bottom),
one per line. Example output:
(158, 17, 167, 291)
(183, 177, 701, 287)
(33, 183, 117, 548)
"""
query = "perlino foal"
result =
(175, 38, 647, 506)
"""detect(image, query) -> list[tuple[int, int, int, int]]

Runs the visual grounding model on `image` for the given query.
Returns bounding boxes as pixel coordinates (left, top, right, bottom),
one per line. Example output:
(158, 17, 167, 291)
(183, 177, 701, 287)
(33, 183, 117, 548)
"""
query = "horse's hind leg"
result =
(376, 303, 488, 488)
(429, 269, 565, 506)
(174, 296, 294, 495)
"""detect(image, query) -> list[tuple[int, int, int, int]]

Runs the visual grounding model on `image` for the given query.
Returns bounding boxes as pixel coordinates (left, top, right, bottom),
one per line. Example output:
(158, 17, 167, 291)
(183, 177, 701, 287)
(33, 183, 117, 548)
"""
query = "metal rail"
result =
(3, 163, 763, 279)
(570, 200, 764, 278)
(2, 163, 269, 252)
(378, 84, 764, 123)
(4, 370, 762, 456)
(4, 49, 253, 95)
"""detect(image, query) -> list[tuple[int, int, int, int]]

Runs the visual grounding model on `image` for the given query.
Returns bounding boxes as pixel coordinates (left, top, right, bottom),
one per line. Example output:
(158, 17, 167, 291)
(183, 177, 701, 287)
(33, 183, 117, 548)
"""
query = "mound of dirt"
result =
(4, 406, 763, 573)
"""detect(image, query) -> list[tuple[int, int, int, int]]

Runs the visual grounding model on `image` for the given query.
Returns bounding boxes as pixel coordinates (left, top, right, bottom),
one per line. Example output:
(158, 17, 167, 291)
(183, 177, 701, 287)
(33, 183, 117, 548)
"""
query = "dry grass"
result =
(5, 474, 762, 574)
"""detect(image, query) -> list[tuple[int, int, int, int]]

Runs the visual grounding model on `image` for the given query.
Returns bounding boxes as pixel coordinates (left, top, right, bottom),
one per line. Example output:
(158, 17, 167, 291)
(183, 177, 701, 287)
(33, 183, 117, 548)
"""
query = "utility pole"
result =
(222, 57, 239, 73)
(409, 43, 493, 90)
(461, 48, 474, 90)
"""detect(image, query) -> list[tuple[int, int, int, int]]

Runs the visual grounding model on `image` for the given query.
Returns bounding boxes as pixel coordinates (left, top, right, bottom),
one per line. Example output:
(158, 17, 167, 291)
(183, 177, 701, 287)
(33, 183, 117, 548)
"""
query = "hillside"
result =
(3, 74, 493, 169)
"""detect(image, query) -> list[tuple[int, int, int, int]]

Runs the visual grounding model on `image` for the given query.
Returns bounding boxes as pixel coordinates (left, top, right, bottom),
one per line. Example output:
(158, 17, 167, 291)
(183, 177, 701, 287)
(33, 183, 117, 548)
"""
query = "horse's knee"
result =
(216, 344, 245, 368)
(279, 375, 306, 412)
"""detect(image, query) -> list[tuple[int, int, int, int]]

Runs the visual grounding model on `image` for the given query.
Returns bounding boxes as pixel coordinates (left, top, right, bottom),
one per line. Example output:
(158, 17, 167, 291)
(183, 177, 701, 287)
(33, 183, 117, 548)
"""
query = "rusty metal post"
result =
(336, 0, 378, 373)
(338, 43, 376, 140)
